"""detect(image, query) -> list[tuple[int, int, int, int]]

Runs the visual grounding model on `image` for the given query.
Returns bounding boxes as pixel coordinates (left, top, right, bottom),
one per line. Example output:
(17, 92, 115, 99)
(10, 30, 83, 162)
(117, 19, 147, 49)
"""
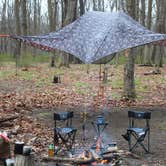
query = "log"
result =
(100, 148, 118, 155)
(0, 115, 18, 124)
(43, 152, 120, 165)
(43, 156, 97, 165)
(116, 150, 141, 159)
(144, 70, 161, 75)
(0, 122, 13, 127)
(15, 154, 35, 166)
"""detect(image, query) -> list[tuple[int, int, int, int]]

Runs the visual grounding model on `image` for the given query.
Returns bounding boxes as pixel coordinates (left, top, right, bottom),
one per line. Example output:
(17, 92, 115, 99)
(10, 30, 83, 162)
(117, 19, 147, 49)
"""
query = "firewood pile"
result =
(43, 148, 141, 166)
(43, 149, 120, 166)
(42, 144, 142, 166)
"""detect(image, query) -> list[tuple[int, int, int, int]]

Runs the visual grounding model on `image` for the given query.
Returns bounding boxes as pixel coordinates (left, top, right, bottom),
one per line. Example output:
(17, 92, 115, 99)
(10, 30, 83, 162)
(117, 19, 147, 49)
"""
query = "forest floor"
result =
(0, 63, 166, 165)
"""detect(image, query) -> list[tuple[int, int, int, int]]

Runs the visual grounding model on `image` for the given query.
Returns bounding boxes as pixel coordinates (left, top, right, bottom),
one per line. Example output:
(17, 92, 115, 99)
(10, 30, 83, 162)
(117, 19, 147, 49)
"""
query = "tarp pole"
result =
(99, 64, 102, 82)
(15, 41, 21, 76)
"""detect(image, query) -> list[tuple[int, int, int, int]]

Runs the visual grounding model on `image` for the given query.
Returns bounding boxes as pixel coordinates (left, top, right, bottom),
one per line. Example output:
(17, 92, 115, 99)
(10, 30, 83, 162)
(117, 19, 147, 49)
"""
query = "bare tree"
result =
(153, 0, 166, 70)
(0, 0, 7, 54)
(14, 0, 21, 56)
(123, 0, 136, 99)
(34, 0, 37, 34)
(147, 0, 153, 29)
(143, 0, 153, 66)
(21, 0, 27, 36)
(79, 0, 86, 15)
(47, 0, 58, 67)
(60, 0, 78, 67)
(141, 0, 146, 26)
(20, 0, 28, 54)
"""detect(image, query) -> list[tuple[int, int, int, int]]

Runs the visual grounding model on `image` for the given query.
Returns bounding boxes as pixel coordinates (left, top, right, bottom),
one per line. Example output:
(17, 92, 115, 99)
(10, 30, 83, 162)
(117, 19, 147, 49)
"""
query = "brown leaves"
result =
(0, 64, 166, 158)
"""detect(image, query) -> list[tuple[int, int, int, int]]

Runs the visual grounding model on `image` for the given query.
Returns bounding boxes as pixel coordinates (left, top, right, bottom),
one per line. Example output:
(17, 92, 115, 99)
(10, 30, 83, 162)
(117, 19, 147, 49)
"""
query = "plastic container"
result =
(5, 159, 15, 166)
(23, 146, 32, 155)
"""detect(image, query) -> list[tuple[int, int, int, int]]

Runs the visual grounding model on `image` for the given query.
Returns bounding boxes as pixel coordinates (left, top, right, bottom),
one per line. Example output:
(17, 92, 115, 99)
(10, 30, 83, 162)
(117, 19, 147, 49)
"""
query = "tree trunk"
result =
(79, 0, 86, 15)
(15, 0, 21, 35)
(48, 0, 58, 67)
(154, 0, 166, 69)
(37, 0, 41, 32)
(0, 1, 7, 54)
(21, 0, 27, 54)
(21, 0, 27, 36)
(141, 0, 146, 26)
(61, 0, 78, 67)
(34, 0, 37, 34)
(123, 0, 136, 99)
(147, 0, 152, 29)
(140, 0, 146, 65)
(135, 0, 139, 21)
(143, 0, 153, 66)
(93, 0, 97, 11)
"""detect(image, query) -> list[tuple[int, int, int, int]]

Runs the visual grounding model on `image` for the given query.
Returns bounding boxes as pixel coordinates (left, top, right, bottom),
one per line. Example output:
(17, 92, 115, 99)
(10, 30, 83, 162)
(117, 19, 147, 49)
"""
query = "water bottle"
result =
(48, 144, 54, 157)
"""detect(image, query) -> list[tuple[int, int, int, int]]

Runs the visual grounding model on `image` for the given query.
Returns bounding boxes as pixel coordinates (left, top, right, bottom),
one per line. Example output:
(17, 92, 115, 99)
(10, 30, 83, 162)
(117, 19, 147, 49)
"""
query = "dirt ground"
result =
(34, 106, 166, 166)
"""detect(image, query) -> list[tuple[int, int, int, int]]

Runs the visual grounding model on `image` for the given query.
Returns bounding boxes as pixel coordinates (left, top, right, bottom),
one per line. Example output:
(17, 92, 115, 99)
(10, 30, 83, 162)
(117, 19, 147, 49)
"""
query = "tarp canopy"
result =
(10, 11, 166, 63)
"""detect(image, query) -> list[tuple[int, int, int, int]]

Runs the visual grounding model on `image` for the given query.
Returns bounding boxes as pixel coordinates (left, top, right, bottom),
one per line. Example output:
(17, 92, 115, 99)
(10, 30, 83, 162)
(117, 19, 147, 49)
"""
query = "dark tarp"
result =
(10, 11, 166, 63)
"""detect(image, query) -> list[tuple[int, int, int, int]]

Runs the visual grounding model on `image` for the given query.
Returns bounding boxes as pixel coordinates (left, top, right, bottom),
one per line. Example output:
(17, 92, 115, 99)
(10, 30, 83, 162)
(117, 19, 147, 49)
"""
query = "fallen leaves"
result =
(0, 64, 166, 158)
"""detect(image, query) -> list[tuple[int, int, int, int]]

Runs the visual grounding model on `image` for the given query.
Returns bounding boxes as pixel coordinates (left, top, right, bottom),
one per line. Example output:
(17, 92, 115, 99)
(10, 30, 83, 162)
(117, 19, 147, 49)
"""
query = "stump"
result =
(15, 154, 35, 166)
(53, 75, 61, 83)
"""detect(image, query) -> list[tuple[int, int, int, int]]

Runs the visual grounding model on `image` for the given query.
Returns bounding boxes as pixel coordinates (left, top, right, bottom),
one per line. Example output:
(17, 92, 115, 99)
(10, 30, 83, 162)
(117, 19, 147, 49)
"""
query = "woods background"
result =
(0, 0, 166, 66)
(0, 0, 166, 99)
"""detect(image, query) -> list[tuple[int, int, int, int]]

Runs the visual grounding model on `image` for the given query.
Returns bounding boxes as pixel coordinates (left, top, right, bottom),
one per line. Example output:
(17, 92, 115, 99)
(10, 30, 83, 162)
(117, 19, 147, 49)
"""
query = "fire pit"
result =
(43, 149, 121, 166)
(43, 115, 122, 165)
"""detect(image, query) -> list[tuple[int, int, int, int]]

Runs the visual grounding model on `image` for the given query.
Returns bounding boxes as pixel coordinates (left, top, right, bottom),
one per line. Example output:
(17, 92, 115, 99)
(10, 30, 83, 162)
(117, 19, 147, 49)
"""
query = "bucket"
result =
(23, 146, 32, 155)
(14, 142, 24, 155)
(5, 159, 15, 166)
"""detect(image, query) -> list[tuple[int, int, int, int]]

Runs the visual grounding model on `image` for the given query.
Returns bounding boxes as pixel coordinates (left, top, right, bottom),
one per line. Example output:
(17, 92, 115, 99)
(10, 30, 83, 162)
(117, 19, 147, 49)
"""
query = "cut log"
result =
(144, 70, 161, 75)
(43, 156, 96, 165)
(15, 154, 35, 166)
(43, 152, 120, 165)
(53, 75, 61, 83)
(0, 115, 18, 124)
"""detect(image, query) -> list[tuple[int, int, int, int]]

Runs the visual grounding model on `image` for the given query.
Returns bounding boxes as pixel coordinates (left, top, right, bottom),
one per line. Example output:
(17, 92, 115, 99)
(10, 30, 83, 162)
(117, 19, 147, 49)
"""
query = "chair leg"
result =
(56, 130, 77, 152)
(129, 133, 149, 153)
(139, 142, 149, 153)
(148, 130, 150, 153)
(68, 130, 77, 151)
(130, 141, 139, 152)
(128, 131, 131, 151)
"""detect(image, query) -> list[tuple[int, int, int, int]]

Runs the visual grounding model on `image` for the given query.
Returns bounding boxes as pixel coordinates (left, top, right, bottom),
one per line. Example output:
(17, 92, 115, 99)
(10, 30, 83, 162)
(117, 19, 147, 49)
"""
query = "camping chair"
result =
(54, 111, 77, 154)
(122, 111, 151, 153)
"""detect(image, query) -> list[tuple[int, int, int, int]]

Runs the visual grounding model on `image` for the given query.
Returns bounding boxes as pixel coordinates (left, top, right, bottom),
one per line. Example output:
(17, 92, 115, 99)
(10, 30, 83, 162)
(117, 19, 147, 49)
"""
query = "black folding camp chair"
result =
(122, 111, 151, 153)
(54, 111, 77, 154)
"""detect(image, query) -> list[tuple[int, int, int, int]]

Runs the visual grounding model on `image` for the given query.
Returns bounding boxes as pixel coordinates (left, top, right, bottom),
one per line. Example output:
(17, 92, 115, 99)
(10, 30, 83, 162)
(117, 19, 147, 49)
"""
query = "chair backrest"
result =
(54, 111, 73, 127)
(128, 111, 151, 128)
